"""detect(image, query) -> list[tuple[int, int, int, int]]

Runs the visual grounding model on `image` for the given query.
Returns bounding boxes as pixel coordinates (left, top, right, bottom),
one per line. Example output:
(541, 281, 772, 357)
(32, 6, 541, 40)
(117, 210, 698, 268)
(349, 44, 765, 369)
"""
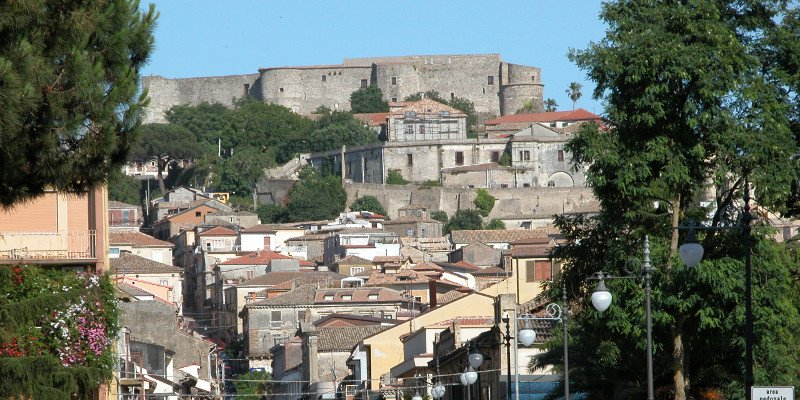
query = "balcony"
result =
(0, 230, 97, 262)
(201, 244, 241, 253)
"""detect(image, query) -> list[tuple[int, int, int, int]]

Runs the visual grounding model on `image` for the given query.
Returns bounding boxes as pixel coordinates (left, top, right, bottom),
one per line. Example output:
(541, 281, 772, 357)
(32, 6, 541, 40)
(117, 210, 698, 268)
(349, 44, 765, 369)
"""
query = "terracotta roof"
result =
(238, 271, 344, 287)
(431, 316, 495, 327)
(111, 253, 182, 275)
(364, 270, 430, 285)
(109, 200, 139, 209)
(383, 214, 437, 224)
(484, 108, 602, 125)
(242, 224, 303, 233)
(471, 266, 510, 276)
(314, 287, 405, 304)
(219, 250, 295, 265)
(437, 290, 470, 305)
(410, 262, 444, 273)
(313, 313, 398, 326)
(372, 256, 404, 263)
(109, 232, 172, 247)
(249, 284, 318, 307)
(390, 98, 465, 117)
(450, 228, 557, 244)
(335, 255, 373, 265)
(353, 112, 389, 127)
(199, 226, 238, 236)
(432, 261, 482, 272)
(510, 245, 554, 258)
(317, 325, 391, 352)
(269, 274, 343, 291)
(512, 237, 554, 245)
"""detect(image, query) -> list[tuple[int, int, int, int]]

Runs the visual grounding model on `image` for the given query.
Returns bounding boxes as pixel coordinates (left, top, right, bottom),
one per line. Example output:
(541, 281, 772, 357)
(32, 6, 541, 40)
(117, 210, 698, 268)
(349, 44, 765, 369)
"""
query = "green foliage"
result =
(285, 167, 347, 222)
(307, 111, 379, 153)
(0, 266, 119, 399)
(128, 123, 202, 192)
(257, 204, 289, 224)
(108, 168, 142, 206)
(565, 82, 582, 109)
(420, 180, 442, 187)
(217, 146, 274, 196)
(350, 196, 387, 215)
(473, 189, 496, 217)
(485, 219, 505, 230)
(386, 169, 408, 185)
(544, 98, 559, 112)
(404, 91, 447, 103)
(499, 151, 512, 167)
(234, 370, 271, 400)
(516, 99, 543, 114)
(0, 0, 157, 207)
(313, 105, 332, 114)
(443, 209, 483, 234)
(350, 85, 389, 113)
(430, 210, 449, 224)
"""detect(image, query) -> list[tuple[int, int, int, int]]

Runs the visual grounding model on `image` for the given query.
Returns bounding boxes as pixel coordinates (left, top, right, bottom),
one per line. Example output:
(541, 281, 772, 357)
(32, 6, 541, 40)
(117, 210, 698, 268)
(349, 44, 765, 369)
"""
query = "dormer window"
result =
(324, 295, 334, 301)
(342, 295, 352, 301)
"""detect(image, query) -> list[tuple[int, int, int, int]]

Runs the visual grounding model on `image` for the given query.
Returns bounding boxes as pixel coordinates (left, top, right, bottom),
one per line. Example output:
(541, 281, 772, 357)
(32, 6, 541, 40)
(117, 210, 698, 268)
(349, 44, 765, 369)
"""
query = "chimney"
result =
(428, 279, 437, 310)
(263, 236, 271, 250)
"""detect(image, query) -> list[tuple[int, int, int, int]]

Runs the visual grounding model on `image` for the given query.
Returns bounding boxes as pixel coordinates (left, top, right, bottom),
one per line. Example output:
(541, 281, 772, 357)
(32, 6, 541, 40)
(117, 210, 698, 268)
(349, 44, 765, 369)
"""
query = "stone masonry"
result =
(141, 54, 543, 123)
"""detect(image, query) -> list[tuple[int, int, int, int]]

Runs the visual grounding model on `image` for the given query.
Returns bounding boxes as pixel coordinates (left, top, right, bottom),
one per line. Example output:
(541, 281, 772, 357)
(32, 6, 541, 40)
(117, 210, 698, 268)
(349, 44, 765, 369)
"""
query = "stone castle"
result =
(141, 54, 543, 123)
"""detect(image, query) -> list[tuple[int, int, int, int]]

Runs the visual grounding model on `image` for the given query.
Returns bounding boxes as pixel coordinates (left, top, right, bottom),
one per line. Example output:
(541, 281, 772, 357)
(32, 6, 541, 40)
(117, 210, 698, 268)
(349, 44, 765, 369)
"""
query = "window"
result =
(558, 150, 565, 162)
(391, 76, 397, 85)
(321, 75, 326, 82)
(419, 125, 425, 135)
(109, 247, 120, 257)
(450, 93, 455, 100)
(159, 279, 168, 286)
(548, 180, 556, 187)
(414, 296, 422, 302)
(519, 150, 530, 161)
(405, 111, 416, 119)
(531, 75, 536, 81)
(488, 75, 494, 85)
(526, 260, 552, 282)
(500, 184, 509, 188)
(562, 122, 569, 127)
(407, 154, 413, 166)
(439, 111, 450, 117)
(392, 97, 397, 102)
(121, 210, 131, 223)
(406, 228, 414, 236)
(350, 267, 365, 276)
(279, 87, 284, 93)
(246, 270, 254, 279)
(404, 124, 414, 135)
(523, 183, 531, 188)
(324, 295, 334, 301)
(490, 151, 500, 162)
(298, 310, 306, 321)
(195, 211, 202, 217)
(482, 87, 486, 94)
(455, 152, 464, 166)
(342, 295, 352, 301)
(360, 79, 368, 88)
(271, 311, 281, 321)
(369, 294, 379, 300)
(550, 122, 557, 127)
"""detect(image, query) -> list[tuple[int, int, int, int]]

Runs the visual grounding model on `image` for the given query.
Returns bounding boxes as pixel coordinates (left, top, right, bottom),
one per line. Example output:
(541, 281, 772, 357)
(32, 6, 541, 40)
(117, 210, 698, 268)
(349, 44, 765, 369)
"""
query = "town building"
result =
(108, 200, 144, 232)
(111, 252, 184, 311)
(483, 108, 604, 138)
(110, 231, 174, 263)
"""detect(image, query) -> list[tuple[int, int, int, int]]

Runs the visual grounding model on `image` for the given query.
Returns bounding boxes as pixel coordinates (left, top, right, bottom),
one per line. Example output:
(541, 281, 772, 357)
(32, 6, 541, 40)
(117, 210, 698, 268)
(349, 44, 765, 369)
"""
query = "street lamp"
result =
(588, 235, 655, 400)
(677, 175, 754, 400)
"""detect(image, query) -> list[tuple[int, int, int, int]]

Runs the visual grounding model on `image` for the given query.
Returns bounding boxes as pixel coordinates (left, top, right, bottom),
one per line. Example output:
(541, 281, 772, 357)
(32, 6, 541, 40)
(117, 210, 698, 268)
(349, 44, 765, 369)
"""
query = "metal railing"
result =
(0, 230, 97, 260)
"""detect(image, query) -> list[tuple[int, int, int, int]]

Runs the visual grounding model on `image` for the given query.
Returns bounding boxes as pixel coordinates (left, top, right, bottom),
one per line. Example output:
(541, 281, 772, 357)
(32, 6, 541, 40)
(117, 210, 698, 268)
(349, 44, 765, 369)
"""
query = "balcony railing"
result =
(201, 245, 241, 253)
(0, 230, 97, 261)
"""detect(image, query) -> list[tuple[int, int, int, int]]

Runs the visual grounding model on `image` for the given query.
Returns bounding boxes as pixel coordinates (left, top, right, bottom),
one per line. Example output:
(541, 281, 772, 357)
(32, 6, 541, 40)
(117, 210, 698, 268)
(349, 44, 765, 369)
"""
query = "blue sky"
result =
(140, 1, 608, 115)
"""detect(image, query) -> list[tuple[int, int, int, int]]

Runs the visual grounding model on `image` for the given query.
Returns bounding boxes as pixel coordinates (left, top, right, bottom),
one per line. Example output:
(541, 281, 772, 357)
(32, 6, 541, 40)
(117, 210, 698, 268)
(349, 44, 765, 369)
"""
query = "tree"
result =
(350, 85, 389, 113)
(350, 196, 387, 215)
(108, 168, 142, 206)
(307, 111, 379, 153)
(485, 219, 505, 230)
(516, 99, 543, 114)
(0, 0, 157, 207)
(404, 91, 447, 103)
(473, 189, 496, 217)
(443, 209, 483, 234)
(386, 169, 408, 185)
(285, 168, 347, 222)
(530, 2, 800, 400)
(233, 370, 271, 400)
(128, 123, 202, 192)
(544, 98, 559, 112)
(565, 82, 582, 109)
(430, 210, 449, 224)
(216, 146, 274, 196)
(448, 96, 478, 133)
(257, 204, 288, 224)
(499, 151, 512, 167)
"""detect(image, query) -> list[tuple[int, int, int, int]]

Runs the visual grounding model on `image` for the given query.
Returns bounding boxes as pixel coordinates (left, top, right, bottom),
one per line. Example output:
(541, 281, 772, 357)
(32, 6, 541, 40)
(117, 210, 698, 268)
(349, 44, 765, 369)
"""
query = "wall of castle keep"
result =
(141, 54, 544, 122)
(343, 182, 596, 220)
(142, 74, 260, 123)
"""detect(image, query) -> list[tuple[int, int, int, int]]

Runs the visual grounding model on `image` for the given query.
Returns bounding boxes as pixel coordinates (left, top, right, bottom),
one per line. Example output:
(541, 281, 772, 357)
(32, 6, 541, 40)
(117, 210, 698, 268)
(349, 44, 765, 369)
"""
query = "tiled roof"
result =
(117, 282, 156, 298)
(432, 261, 481, 272)
(335, 255, 374, 265)
(109, 200, 139, 209)
(484, 108, 602, 125)
(111, 253, 182, 275)
(437, 290, 470, 305)
(286, 233, 335, 242)
(219, 250, 295, 265)
(239, 271, 344, 287)
(431, 316, 495, 327)
(109, 232, 172, 247)
(314, 287, 405, 304)
(353, 112, 389, 127)
(510, 245, 554, 258)
(410, 262, 444, 273)
(450, 228, 558, 244)
(472, 266, 510, 276)
(199, 226, 238, 236)
(390, 98, 465, 117)
(314, 313, 398, 326)
(372, 256, 404, 263)
(317, 325, 391, 352)
(364, 270, 431, 285)
(242, 224, 303, 233)
(249, 284, 318, 307)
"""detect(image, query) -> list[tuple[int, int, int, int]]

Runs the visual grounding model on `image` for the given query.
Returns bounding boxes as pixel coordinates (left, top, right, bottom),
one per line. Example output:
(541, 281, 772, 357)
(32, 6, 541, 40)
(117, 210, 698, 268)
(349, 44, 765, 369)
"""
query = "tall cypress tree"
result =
(0, 0, 157, 207)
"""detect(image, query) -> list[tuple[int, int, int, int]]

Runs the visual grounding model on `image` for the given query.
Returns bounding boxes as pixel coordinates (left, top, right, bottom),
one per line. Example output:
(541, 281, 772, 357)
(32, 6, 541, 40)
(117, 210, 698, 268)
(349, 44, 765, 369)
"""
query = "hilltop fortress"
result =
(141, 54, 544, 123)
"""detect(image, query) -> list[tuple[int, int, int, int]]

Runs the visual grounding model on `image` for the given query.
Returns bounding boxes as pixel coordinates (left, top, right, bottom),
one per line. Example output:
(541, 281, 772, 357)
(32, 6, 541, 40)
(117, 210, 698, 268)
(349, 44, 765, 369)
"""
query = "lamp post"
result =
(588, 236, 655, 400)
(678, 175, 754, 400)
(503, 301, 565, 400)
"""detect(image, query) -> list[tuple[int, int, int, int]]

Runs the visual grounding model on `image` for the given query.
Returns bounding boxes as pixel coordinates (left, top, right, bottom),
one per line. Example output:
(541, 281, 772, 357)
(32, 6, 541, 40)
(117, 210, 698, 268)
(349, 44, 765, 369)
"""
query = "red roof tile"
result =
(109, 232, 172, 247)
(353, 112, 389, 127)
(199, 226, 238, 236)
(484, 108, 602, 126)
(219, 250, 295, 265)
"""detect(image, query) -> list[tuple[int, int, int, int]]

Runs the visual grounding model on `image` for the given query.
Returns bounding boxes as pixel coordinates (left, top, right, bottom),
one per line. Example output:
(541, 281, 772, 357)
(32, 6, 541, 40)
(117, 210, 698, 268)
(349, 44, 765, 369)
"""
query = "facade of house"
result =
(285, 233, 337, 263)
(0, 187, 108, 272)
(111, 252, 184, 310)
(240, 224, 306, 253)
(449, 228, 558, 250)
(108, 200, 144, 232)
(382, 205, 442, 238)
(483, 108, 604, 138)
(109, 231, 174, 264)
(386, 99, 467, 142)
(333, 255, 374, 276)
(204, 211, 260, 229)
(448, 241, 502, 267)
(152, 202, 230, 240)
(335, 229, 401, 261)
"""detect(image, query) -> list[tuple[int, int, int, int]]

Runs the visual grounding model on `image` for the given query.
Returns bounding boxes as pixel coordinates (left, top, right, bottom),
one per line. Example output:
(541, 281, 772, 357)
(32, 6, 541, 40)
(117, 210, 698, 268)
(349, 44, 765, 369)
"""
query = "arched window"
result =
(548, 180, 556, 187)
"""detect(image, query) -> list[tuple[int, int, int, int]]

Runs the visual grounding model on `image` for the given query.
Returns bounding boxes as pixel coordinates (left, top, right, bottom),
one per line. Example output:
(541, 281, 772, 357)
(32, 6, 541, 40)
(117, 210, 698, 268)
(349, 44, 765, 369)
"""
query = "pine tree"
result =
(0, 0, 157, 207)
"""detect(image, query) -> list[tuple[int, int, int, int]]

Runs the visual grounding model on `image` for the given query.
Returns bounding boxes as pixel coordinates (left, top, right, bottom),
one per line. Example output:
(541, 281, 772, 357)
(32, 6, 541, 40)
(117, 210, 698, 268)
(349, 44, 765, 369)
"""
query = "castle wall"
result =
(259, 66, 373, 114)
(142, 74, 260, 123)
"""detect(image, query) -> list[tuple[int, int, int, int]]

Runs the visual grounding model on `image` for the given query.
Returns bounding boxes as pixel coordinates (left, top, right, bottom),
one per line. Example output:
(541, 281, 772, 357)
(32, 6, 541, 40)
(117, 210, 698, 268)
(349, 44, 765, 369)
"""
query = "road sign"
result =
(752, 386, 794, 400)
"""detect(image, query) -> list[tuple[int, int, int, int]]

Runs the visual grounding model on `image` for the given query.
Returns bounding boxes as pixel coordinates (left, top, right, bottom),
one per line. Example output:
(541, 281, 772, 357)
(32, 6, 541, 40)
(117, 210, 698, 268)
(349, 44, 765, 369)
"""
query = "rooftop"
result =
(449, 228, 559, 244)
(109, 232, 172, 247)
(111, 253, 182, 275)
(109, 200, 140, 209)
(317, 325, 391, 352)
(198, 226, 238, 237)
(483, 108, 602, 125)
(219, 250, 298, 266)
(238, 271, 344, 287)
